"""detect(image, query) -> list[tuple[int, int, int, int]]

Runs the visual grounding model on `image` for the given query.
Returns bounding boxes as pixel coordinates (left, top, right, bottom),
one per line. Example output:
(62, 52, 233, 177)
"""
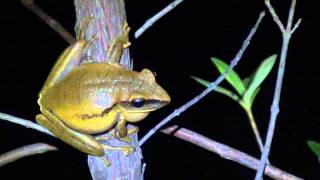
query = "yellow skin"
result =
(36, 18, 170, 164)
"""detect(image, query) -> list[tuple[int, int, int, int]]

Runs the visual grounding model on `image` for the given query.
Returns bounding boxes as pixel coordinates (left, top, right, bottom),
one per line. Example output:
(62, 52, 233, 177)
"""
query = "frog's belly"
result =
(52, 103, 117, 134)
(42, 89, 116, 134)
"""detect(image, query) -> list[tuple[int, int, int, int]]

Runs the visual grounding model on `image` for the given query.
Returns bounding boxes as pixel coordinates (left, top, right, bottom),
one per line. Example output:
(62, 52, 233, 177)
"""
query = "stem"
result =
(245, 108, 264, 153)
(255, 0, 301, 179)
(20, 0, 76, 44)
(134, 0, 184, 38)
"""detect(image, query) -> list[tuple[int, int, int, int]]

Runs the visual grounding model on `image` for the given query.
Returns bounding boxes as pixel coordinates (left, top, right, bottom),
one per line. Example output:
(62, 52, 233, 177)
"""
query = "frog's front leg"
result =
(108, 22, 131, 66)
(115, 114, 139, 143)
(96, 127, 139, 141)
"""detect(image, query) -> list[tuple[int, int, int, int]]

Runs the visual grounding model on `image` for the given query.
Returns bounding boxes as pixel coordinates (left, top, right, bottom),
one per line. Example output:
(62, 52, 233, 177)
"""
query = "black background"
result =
(0, 0, 318, 179)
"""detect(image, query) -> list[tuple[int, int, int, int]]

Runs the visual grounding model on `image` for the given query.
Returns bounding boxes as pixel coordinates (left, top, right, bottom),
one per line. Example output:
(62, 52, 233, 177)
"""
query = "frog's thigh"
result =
(40, 17, 95, 94)
(36, 112, 105, 157)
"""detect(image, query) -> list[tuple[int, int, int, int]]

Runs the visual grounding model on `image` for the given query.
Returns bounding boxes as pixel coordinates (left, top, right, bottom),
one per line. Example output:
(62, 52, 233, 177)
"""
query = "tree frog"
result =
(36, 17, 170, 165)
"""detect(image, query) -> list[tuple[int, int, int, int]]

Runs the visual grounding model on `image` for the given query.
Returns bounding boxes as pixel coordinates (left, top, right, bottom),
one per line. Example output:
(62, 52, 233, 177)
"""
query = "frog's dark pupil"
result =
(131, 98, 146, 108)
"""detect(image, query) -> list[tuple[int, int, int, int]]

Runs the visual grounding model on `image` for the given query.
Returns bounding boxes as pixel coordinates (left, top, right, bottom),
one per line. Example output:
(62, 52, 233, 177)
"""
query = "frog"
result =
(35, 16, 170, 165)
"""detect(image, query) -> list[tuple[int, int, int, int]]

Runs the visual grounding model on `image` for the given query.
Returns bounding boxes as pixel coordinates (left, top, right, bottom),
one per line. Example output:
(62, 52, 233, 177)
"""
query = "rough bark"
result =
(73, 0, 143, 179)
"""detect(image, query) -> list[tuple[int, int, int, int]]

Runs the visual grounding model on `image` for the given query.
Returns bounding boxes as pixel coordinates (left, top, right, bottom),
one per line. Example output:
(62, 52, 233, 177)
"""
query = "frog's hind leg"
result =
(36, 112, 105, 157)
(40, 16, 97, 94)
(36, 111, 136, 165)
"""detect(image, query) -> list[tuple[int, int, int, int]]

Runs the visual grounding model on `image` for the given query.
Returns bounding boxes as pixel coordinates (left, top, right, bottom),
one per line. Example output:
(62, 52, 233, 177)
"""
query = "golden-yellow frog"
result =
(36, 17, 170, 165)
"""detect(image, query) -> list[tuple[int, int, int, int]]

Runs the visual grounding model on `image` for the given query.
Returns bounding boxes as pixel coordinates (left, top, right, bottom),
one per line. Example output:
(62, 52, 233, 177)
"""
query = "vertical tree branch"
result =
(73, 0, 142, 179)
(255, 0, 301, 179)
(74, 0, 132, 69)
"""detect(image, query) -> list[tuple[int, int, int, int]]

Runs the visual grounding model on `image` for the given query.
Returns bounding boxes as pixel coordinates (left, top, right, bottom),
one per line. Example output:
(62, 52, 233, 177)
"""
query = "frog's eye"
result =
(131, 98, 146, 108)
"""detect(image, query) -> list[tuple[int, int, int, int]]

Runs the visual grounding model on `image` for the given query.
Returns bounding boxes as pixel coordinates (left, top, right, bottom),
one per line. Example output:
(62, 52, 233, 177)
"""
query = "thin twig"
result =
(255, 0, 301, 179)
(19, 0, 182, 45)
(20, 0, 76, 44)
(0, 108, 300, 178)
(134, 0, 184, 38)
(161, 126, 302, 180)
(0, 143, 57, 167)
(291, 18, 302, 34)
(139, 12, 265, 146)
(264, 0, 285, 33)
(0, 112, 53, 136)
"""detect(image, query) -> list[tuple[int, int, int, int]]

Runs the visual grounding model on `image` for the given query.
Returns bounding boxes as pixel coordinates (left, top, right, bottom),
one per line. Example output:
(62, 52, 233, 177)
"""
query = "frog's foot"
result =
(84, 33, 99, 49)
(109, 22, 131, 49)
(103, 144, 135, 156)
(128, 126, 139, 135)
(100, 157, 111, 167)
(108, 21, 131, 65)
(82, 55, 99, 64)
(74, 15, 99, 57)
(121, 22, 131, 48)
(117, 126, 139, 142)
(116, 134, 132, 143)
(77, 15, 95, 39)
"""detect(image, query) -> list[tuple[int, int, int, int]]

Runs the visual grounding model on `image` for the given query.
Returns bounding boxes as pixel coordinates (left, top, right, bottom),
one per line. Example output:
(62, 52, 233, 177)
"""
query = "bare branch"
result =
(139, 12, 265, 146)
(0, 143, 57, 167)
(134, 0, 184, 38)
(20, 0, 75, 44)
(162, 126, 302, 180)
(264, 0, 285, 33)
(0, 112, 53, 136)
(291, 18, 302, 34)
(255, 0, 301, 179)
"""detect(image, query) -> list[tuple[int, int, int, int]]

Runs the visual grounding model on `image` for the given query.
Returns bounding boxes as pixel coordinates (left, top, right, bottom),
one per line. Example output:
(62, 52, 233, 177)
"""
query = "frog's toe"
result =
(122, 146, 135, 156)
(100, 157, 111, 167)
(128, 127, 139, 135)
(118, 136, 132, 143)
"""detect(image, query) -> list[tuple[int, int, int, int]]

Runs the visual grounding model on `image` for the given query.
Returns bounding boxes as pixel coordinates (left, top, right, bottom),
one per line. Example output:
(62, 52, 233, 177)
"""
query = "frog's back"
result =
(39, 63, 137, 133)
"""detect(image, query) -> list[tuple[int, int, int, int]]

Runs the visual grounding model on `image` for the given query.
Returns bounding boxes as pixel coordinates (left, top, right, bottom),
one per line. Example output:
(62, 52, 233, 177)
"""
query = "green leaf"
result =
(190, 76, 210, 87)
(307, 140, 320, 159)
(243, 54, 277, 105)
(191, 76, 240, 102)
(250, 87, 261, 106)
(242, 72, 255, 88)
(211, 57, 246, 95)
(215, 86, 240, 102)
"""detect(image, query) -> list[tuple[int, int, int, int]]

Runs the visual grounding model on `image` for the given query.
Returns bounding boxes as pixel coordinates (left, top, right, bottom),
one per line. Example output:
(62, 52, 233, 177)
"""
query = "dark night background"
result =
(0, 0, 318, 179)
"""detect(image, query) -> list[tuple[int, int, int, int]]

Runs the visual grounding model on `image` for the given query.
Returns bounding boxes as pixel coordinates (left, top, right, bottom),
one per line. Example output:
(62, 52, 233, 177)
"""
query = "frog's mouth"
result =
(119, 100, 169, 112)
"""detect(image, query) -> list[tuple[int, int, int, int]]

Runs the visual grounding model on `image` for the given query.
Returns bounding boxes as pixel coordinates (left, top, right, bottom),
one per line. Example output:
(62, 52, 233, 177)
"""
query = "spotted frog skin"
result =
(36, 17, 170, 165)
